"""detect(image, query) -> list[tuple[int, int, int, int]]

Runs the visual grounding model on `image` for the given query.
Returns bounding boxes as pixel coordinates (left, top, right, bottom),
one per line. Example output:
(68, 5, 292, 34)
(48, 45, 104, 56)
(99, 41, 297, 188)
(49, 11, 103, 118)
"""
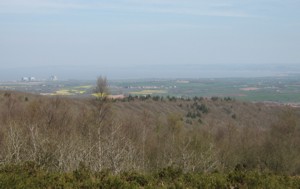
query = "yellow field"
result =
(55, 89, 86, 96)
(130, 90, 167, 95)
(92, 92, 110, 97)
(55, 90, 73, 95)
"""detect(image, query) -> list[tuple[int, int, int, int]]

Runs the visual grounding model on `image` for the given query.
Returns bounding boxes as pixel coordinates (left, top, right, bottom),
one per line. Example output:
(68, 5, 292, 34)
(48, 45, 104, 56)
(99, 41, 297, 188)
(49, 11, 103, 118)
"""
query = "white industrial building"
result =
(49, 75, 58, 81)
(22, 77, 29, 82)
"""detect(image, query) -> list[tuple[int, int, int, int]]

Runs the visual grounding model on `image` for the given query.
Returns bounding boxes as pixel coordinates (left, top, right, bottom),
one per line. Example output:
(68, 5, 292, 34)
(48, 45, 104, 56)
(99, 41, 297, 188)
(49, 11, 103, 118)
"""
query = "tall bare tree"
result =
(95, 76, 109, 99)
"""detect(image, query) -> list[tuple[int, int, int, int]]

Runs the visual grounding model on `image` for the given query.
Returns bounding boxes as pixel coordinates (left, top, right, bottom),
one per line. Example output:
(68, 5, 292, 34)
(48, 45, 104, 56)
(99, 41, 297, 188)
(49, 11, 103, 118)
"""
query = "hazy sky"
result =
(0, 0, 300, 80)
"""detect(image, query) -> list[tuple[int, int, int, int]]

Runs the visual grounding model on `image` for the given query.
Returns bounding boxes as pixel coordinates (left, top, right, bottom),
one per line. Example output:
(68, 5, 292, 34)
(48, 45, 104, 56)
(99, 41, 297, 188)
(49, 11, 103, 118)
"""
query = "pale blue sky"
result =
(0, 0, 300, 80)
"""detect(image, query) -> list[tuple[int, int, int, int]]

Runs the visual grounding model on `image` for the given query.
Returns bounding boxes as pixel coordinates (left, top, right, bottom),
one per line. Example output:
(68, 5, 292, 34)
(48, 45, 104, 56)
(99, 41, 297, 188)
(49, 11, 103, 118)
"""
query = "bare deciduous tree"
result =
(95, 76, 109, 99)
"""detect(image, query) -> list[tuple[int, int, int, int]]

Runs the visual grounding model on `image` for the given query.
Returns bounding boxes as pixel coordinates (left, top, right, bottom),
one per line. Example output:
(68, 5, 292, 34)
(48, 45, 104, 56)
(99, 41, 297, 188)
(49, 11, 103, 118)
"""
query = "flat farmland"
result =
(1, 74, 300, 103)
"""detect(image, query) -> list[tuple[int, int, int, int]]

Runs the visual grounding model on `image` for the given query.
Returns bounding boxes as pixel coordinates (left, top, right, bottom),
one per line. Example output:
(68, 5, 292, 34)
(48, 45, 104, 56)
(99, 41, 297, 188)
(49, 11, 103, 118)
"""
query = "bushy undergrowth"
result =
(0, 163, 300, 189)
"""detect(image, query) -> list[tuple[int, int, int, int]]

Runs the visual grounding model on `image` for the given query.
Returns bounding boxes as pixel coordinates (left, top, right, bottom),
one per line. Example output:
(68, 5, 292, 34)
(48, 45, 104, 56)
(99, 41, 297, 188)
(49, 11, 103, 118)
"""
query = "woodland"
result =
(0, 87, 300, 188)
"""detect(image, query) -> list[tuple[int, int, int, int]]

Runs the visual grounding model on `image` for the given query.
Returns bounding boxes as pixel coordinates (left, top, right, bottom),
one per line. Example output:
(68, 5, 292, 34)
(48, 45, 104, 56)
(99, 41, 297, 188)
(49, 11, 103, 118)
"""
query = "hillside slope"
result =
(0, 90, 300, 174)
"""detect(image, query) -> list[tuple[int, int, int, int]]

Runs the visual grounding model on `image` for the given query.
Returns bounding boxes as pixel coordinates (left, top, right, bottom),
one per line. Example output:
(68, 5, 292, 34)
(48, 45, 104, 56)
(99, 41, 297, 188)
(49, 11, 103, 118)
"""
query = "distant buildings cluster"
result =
(21, 75, 58, 82)
(21, 77, 36, 82)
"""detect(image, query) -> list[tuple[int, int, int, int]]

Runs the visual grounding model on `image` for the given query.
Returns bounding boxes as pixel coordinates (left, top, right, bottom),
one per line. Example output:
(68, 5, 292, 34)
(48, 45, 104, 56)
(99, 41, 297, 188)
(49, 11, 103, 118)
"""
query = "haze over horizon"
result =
(1, 0, 300, 80)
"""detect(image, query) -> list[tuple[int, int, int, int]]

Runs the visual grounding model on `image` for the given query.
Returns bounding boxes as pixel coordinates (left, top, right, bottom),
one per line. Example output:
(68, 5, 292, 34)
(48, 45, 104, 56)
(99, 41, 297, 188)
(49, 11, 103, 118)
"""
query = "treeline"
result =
(0, 91, 300, 176)
(111, 94, 229, 102)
